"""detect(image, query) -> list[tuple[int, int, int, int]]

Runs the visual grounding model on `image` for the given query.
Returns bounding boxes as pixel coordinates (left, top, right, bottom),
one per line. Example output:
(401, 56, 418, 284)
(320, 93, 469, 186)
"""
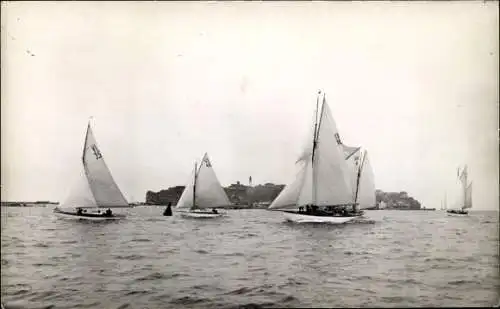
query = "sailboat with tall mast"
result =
(268, 91, 371, 224)
(54, 121, 131, 220)
(176, 153, 232, 218)
(447, 165, 472, 215)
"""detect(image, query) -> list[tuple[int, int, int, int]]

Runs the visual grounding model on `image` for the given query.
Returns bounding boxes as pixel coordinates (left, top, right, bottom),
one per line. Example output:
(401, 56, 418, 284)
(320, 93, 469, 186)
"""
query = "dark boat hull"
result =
(446, 209, 468, 215)
(53, 208, 125, 221)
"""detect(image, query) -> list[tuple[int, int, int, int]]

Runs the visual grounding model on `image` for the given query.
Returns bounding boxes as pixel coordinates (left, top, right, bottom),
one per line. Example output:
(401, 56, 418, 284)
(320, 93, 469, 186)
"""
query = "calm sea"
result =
(1, 207, 499, 308)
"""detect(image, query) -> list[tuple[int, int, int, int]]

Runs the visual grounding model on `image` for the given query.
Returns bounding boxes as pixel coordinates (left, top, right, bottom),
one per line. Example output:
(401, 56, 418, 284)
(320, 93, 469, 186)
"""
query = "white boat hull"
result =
(53, 209, 125, 221)
(283, 212, 358, 224)
(179, 211, 224, 219)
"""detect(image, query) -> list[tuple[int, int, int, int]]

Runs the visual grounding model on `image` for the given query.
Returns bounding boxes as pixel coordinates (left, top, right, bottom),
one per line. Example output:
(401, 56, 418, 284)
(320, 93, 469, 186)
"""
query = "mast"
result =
(192, 161, 197, 210)
(311, 90, 321, 206)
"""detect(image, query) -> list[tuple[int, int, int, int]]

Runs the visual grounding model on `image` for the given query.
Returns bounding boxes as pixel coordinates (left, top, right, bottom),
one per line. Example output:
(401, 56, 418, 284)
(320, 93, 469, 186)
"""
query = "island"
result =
(1, 201, 59, 207)
(144, 182, 423, 210)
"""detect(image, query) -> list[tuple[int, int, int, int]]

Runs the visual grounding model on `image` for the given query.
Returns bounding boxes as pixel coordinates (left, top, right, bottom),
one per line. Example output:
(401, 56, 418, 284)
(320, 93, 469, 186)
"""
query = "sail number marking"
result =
(91, 144, 102, 160)
(334, 133, 342, 145)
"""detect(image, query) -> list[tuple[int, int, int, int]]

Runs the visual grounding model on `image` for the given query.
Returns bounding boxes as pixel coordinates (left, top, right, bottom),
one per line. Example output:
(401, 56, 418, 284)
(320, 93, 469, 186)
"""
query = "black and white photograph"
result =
(1, 1, 498, 308)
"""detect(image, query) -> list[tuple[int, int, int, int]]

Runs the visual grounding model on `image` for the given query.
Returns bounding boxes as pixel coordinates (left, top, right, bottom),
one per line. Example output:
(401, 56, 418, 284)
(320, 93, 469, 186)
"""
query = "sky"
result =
(1, 1, 498, 210)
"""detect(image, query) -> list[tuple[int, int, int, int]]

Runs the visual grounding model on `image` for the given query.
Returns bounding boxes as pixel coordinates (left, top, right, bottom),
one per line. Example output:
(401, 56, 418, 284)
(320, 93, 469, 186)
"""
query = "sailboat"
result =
(344, 146, 376, 210)
(53, 121, 130, 221)
(447, 165, 472, 215)
(268, 91, 370, 224)
(175, 153, 232, 218)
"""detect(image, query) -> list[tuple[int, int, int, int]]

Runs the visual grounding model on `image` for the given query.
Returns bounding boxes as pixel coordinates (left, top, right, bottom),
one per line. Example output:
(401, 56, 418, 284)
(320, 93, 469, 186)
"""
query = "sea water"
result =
(1, 207, 498, 308)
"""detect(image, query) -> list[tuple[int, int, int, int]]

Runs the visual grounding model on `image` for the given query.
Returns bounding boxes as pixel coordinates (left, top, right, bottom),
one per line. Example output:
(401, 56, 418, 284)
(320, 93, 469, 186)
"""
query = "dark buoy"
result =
(163, 202, 173, 216)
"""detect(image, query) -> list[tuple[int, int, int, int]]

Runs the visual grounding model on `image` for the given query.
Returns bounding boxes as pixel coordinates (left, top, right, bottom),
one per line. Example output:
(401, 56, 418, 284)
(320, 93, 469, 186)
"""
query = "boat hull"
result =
(53, 208, 125, 221)
(447, 212, 468, 216)
(283, 211, 359, 224)
(180, 211, 224, 219)
(446, 209, 468, 216)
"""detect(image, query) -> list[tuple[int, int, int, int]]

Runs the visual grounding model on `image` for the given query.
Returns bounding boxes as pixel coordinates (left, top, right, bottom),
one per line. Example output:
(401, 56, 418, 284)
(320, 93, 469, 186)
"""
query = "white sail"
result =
(464, 183, 472, 209)
(342, 144, 361, 160)
(458, 165, 472, 210)
(194, 153, 231, 208)
(269, 150, 311, 209)
(60, 167, 97, 208)
(83, 124, 129, 208)
(175, 165, 197, 209)
(450, 178, 464, 210)
(313, 100, 353, 206)
(357, 152, 376, 209)
(269, 94, 355, 210)
(297, 158, 314, 206)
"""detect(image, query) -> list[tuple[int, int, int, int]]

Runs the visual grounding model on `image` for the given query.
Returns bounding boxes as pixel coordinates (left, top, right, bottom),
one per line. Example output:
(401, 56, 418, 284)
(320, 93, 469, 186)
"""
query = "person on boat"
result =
(77, 208, 83, 215)
(212, 208, 218, 214)
(298, 206, 304, 213)
(342, 207, 348, 217)
(105, 209, 112, 217)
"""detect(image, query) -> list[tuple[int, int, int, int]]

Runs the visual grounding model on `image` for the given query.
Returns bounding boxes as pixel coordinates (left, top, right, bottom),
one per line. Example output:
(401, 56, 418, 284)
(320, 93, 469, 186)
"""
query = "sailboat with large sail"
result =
(53, 121, 130, 221)
(176, 153, 232, 218)
(447, 165, 472, 215)
(268, 91, 372, 224)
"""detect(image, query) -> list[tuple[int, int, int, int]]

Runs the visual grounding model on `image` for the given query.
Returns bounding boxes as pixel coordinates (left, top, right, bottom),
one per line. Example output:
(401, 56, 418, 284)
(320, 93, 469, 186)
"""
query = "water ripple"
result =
(1, 208, 499, 308)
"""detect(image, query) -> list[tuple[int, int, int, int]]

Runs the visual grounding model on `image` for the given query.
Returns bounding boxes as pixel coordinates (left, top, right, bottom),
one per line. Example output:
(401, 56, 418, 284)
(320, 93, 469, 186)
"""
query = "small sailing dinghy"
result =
(268, 91, 371, 224)
(54, 121, 130, 221)
(176, 153, 231, 218)
(447, 165, 472, 216)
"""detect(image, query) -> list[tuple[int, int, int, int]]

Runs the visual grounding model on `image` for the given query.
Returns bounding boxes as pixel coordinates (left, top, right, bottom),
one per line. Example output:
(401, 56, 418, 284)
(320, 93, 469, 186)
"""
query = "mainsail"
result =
(464, 183, 472, 209)
(176, 153, 231, 209)
(313, 101, 353, 206)
(61, 122, 129, 208)
(269, 93, 354, 210)
(451, 165, 473, 210)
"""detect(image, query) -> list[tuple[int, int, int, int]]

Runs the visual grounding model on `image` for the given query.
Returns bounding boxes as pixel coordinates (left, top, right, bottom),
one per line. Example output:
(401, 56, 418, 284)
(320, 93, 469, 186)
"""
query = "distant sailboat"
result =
(268, 91, 369, 224)
(447, 165, 472, 215)
(54, 121, 130, 221)
(176, 153, 231, 218)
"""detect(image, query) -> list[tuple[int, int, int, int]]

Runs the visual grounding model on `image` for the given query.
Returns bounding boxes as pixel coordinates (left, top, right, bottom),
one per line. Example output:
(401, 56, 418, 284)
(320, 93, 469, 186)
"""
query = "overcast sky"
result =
(1, 1, 498, 210)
